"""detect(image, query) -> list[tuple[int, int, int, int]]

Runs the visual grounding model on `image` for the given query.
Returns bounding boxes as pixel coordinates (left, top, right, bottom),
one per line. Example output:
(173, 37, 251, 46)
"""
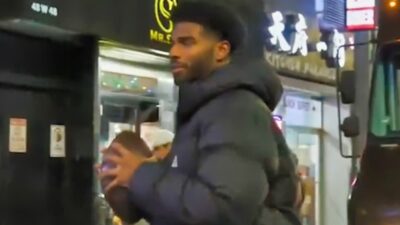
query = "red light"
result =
(351, 177, 358, 187)
(273, 115, 283, 131)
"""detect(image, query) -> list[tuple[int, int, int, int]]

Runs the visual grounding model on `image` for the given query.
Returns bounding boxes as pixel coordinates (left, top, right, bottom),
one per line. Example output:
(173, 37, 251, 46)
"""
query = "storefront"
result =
(273, 81, 354, 225)
(264, 1, 355, 225)
(274, 92, 323, 225)
(0, 0, 179, 135)
(97, 42, 176, 151)
(93, 1, 178, 146)
(0, 1, 178, 225)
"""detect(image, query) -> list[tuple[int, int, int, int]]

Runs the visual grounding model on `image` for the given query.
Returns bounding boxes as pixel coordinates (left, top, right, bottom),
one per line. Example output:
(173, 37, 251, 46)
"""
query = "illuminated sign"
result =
(266, 11, 348, 68)
(317, 29, 346, 67)
(150, 0, 178, 44)
(267, 12, 308, 56)
(346, 0, 375, 9)
(329, 30, 346, 68)
(283, 96, 322, 129)
(345, 0, 376, 31)
(289, 14, 309, 56)
(268, 11, 291, 52)
(346, 8, 375, 30)
(31, 2, 58, 17)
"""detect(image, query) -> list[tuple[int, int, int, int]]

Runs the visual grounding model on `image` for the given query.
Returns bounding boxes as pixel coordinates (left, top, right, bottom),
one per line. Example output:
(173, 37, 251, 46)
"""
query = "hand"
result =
(148, 155, 160, 162)
(99, 143, 148, 193)
(94, 148, 108, 178)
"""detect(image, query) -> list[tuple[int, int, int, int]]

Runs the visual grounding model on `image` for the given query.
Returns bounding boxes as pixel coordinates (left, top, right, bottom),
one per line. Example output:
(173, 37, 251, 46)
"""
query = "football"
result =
(101, 131, 151, 221)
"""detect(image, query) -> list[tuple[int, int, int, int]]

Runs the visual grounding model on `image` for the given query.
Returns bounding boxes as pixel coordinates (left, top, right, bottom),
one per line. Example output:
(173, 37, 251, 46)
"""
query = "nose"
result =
(169, 43, 180, 60)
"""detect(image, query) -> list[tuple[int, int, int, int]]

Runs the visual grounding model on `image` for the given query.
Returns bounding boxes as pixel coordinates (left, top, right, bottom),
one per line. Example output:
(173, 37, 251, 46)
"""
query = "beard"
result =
(173, 49, 215, 86)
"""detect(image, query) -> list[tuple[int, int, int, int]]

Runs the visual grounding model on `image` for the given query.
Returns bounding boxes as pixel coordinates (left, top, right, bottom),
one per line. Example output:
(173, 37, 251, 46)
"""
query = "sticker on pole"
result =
(50, 125, 66, 158)
(9, 118, 28, 153)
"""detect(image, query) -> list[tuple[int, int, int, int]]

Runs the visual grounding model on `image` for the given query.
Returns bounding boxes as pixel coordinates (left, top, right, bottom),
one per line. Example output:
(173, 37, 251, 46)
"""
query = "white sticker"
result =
(9, 118, 28, 153)
(50, 125, 66, 158)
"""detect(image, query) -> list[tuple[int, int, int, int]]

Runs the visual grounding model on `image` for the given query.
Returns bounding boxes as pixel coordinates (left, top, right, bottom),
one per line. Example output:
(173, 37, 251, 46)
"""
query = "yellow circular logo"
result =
(155, 0, 178, 33)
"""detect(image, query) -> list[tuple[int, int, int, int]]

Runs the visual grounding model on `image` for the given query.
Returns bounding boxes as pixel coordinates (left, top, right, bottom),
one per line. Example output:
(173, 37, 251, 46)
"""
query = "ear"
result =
(215, 40, 231, 62)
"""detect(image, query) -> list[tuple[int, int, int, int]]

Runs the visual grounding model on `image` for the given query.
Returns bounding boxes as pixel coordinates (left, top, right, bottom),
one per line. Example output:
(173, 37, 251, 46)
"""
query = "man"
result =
(99, 1, 298, 225)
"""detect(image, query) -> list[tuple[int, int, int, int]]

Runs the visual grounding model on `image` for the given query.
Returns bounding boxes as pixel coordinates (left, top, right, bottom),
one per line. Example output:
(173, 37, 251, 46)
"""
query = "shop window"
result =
(100, 71, 158, 97)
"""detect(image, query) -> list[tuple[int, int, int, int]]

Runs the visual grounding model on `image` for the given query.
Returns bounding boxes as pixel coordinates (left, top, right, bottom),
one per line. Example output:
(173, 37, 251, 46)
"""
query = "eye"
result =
(178, 37, 195, 47)
(183, 39, 195, 46)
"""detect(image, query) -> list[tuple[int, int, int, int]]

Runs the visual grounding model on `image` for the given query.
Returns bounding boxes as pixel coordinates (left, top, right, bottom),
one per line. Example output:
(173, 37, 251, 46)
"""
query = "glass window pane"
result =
(371, 63, 388, 136)
(371, 54, 400, 137)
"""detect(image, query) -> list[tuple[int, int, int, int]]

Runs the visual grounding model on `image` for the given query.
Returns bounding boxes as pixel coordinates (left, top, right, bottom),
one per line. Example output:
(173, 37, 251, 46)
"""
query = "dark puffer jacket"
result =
(124, 60, 300, 225)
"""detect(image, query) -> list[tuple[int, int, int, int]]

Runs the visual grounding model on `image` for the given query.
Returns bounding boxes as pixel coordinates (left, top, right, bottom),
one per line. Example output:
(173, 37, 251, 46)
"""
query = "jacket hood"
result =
(177, 59, 283, 120)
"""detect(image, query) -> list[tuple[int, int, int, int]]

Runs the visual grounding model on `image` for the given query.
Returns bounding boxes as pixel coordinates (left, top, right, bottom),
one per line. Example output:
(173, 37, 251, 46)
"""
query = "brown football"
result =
(101, 131, 152, 221)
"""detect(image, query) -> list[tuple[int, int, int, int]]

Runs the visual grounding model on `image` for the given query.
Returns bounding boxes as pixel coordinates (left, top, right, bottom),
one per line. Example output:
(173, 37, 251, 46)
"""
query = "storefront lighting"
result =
(298, 144, 310, 149)
(99, 57, 173, 82)
(389, 0, 397, 8)
(99, 45, 169, 66)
